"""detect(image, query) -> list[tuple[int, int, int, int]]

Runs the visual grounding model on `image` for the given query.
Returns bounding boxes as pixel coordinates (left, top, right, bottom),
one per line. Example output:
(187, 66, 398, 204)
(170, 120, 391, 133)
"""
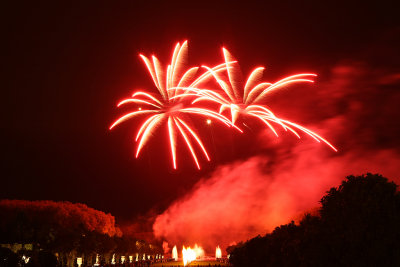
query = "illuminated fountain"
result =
(172, 245, 178, 261)
(111, 254, 116, 265)
(182, 244, 204, 266)
(94, 254, 100, 266)
(216, 246, 222, 259)
(193, 244, 204, 258)
(182, 246, 196, 266)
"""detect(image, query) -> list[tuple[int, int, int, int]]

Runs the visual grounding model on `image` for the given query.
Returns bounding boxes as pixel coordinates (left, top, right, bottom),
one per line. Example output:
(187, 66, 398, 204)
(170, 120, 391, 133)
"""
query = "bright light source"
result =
(172, 245, 178, 261)
(22, 255, 30, 264)
(182, 244, 204, 266)
(94, 254, 100, 266)
(216, 246, 222, 259)
(206, 119, 212, 125)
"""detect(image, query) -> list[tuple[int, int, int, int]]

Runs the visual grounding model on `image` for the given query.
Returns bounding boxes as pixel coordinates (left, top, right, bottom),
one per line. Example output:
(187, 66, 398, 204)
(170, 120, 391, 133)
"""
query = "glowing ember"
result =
(215, 245, 222, 259)
(110, 41, 240, 169)
(172, 245, 178, 261)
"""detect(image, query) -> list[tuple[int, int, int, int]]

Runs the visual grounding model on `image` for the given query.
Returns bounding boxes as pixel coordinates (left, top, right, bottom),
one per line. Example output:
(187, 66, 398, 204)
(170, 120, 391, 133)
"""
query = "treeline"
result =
(228, 173, 400, 267)
(0, 200, 162, 266)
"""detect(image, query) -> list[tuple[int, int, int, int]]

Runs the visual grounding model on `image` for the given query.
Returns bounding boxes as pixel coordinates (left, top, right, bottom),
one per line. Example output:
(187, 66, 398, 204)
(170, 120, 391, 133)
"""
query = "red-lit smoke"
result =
(153, 60, 400, 253)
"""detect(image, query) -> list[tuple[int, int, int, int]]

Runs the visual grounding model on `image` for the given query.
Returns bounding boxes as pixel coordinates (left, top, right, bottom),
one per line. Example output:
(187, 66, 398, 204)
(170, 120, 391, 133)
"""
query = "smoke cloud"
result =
(153, 149, 400, 252)
(152, 56, 400, 253)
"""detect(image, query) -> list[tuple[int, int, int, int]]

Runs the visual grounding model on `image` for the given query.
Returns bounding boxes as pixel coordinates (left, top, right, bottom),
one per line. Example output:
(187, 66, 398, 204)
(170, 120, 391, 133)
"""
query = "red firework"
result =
(174, 48, 337, 151)
(110, 41, 240, 169)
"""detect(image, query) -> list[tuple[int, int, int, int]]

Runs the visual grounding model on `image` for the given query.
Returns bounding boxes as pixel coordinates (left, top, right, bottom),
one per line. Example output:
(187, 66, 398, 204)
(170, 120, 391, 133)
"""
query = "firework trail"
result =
(110, 41, 241, 169)
(175, 48, 337, 151)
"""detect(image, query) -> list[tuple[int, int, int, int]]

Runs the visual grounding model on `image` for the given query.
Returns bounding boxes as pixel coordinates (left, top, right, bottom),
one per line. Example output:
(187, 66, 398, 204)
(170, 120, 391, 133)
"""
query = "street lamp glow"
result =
(22, 255, 30, 264)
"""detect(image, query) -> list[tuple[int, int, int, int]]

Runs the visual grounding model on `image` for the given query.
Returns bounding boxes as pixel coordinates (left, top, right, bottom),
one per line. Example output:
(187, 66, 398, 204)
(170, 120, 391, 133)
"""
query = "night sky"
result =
(2, 0, 399, 233)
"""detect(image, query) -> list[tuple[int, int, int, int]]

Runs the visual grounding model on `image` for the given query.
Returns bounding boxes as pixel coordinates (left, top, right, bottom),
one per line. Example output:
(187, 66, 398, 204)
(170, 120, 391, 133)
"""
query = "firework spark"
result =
(110, 41, 240, 169)
(175, 48, 337, 151)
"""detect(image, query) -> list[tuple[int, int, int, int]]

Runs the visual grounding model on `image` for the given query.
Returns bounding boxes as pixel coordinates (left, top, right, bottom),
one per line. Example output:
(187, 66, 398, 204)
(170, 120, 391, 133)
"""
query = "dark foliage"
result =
(0, 200, 162, 266)
(229, 173, 400, 267)
(0, 247, 18, 267)
(25, 250, 58, 267)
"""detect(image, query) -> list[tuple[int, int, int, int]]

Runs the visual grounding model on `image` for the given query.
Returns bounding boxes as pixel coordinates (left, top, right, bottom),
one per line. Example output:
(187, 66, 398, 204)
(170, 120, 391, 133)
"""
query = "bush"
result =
(229, 173, 400, 267)
(0, 247, 18, 267)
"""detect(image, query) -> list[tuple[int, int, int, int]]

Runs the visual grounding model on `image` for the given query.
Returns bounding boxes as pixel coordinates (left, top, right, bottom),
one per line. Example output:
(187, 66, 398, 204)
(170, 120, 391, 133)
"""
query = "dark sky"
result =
(2, 1, 399, 223)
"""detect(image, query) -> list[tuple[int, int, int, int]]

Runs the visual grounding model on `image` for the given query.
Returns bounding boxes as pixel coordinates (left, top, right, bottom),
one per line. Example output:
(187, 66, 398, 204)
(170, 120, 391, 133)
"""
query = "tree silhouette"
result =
(229, 173, 400, 267)
(318, 173, 400, 266)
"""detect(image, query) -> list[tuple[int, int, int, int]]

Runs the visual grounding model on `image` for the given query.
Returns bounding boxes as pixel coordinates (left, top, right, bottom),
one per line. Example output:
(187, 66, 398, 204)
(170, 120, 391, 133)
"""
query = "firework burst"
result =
(110, 41, 240, 169)
(175, 48, 337, 151)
